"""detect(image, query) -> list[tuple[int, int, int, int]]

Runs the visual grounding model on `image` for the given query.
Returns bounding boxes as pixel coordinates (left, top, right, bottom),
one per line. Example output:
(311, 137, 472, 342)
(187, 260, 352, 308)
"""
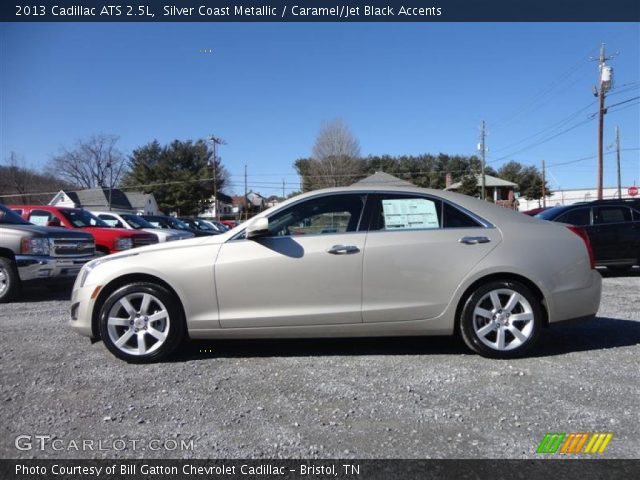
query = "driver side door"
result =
(214, 193, 368, 328)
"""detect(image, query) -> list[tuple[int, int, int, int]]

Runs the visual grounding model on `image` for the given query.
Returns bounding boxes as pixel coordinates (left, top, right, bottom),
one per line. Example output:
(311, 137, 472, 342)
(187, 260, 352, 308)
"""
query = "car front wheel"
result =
(98, 282, 185, 363)
(459, 280, 542, 358)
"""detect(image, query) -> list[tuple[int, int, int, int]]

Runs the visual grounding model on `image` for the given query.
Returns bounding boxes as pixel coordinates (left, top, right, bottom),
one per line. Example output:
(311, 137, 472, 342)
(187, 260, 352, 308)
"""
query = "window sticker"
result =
(382, 198, 439, 230)
(29, 215, 50, 226)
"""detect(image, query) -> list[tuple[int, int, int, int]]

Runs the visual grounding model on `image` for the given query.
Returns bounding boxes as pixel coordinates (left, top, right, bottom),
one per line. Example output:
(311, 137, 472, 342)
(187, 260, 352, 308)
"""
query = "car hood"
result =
(108, 233, 225, 258)
(0, 223, 93, 239)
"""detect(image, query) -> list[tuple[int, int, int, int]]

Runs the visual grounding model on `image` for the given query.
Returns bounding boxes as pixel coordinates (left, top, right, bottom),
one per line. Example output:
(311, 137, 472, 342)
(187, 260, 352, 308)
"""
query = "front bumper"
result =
(16, 255, 94, 282)
(70, 281, 99, 337)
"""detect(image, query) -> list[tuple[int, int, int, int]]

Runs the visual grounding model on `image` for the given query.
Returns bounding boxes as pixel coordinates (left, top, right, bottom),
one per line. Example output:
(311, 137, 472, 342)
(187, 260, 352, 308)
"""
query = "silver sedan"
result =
(69, 186, 601, 362)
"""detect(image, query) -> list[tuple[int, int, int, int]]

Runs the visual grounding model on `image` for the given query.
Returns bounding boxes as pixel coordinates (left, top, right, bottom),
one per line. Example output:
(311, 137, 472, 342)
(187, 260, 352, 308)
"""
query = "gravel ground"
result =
(1, 271, 639, 459)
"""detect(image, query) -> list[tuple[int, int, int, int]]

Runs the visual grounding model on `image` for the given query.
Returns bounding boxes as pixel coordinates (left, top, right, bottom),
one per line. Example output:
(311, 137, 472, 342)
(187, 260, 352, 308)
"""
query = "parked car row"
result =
(0, 204, 95, 302)
(0, 202, 237, 302)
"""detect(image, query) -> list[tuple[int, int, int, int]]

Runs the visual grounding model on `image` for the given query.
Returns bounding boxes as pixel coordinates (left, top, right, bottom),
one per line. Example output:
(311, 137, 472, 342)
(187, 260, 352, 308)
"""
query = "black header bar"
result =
(2, 1, 640, 22)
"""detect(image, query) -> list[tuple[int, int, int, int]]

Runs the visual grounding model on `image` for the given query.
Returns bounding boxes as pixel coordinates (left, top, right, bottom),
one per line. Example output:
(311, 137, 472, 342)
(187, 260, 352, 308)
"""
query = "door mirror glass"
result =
(246, 217, 269, 239)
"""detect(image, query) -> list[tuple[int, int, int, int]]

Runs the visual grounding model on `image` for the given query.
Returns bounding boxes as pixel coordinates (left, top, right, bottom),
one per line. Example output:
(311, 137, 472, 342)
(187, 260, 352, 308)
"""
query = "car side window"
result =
(593, 206, 631, 225)
(29, 210, 54, 226)
(442, 202, 482, 228)
(555, 208, 591, 226)
(369, 195, 442, 231)
(266, 194, 366, 237)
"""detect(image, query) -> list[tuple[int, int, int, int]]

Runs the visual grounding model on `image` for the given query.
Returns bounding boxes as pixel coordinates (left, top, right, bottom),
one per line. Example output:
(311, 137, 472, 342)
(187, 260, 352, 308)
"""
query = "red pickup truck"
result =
(10, 205, 158, 256)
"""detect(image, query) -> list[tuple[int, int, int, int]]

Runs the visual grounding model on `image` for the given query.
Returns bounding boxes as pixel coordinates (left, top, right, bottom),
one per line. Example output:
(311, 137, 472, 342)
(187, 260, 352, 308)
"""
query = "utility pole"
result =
(615, 126, 622, 199)
(541, 160, 546, 208)
(244, 164, 248, 221)
(107, 161, 113, 211)
(282, 179, 285, 199)
(593, 43, 615, 200)
(478, 120, 487, 201)
(208, 135, 226, 221)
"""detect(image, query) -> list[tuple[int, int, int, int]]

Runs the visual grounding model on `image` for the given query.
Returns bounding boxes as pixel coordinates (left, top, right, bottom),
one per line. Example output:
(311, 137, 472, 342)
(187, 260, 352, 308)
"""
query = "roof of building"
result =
(446, 174, 518, 190)
(123, 191, 150, 209)
(351, 171, 415, 187)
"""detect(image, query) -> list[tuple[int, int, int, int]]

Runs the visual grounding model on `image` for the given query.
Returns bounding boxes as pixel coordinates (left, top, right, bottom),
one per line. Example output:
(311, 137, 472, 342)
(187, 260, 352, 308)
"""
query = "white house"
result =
(49, 188, 160, 215)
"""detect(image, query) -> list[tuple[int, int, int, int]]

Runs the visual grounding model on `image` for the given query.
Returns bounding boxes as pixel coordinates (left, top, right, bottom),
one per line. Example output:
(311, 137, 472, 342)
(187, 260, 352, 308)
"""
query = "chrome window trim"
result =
(228, 190, 493, 242)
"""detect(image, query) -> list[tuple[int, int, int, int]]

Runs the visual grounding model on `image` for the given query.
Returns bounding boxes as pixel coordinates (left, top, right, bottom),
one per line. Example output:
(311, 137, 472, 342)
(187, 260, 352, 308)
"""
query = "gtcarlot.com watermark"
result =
(15, 434, 195, 452)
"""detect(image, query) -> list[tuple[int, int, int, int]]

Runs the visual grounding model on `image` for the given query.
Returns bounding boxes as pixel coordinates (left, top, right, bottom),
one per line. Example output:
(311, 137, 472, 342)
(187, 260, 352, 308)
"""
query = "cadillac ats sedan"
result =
(70, 186, 601, 362)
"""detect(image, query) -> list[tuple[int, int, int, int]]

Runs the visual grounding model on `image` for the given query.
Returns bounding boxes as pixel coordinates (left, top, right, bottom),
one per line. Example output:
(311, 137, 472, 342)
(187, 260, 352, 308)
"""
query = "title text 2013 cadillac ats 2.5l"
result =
(69, 186, 601, 362)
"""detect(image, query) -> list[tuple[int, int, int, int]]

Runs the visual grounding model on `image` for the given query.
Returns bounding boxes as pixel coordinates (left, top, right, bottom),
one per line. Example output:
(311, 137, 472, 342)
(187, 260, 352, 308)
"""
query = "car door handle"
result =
(459, 236, 491, 245)
(327, 245, 360, 255)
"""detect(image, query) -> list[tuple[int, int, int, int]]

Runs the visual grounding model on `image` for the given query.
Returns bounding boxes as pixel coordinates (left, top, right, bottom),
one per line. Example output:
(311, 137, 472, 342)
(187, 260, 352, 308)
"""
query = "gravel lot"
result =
(1, 271, 639, 459)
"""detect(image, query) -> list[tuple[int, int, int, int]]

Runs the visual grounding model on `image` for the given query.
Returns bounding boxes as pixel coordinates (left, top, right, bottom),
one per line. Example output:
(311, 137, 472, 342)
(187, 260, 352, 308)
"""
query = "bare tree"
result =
(309, 118, 363, 188)
(2, 152, 34, 202)
(47, 134, 127, 189)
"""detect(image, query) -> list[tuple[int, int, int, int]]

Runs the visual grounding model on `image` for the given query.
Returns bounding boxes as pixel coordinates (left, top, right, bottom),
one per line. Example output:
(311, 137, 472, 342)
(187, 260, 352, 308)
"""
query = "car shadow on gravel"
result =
(17, 285, 72, 302)
(175, 335, 471, 361)
(173, 316, 640, 362)
(529, 316, 640, 357)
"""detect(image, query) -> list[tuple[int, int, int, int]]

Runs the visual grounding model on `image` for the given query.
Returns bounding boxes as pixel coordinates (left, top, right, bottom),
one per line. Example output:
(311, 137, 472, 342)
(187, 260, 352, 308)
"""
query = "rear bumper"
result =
(16, 255, 94, 282)
(548, 270, 602, 324)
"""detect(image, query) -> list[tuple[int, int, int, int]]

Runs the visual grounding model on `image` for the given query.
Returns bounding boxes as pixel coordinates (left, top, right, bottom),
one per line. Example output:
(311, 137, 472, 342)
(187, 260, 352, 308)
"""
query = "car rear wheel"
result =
(98, 282, 185, 363)
(0, 257, 20, 303)
(459, 280, 542, 358)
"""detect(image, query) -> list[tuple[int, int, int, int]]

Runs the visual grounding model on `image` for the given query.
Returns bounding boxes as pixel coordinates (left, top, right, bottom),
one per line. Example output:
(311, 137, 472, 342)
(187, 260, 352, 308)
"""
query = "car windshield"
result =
(166, 217, 190, 230)
(534, 207, 568, 220)
(121, 214, 154, 229)
(0, 204, 30, 225)
(60, 209, 110, 228)
(194, 219, 215, 230)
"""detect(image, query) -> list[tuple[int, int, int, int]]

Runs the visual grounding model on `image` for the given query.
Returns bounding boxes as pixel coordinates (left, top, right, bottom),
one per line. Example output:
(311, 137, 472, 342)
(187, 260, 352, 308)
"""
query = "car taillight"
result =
(567, 226, 595, 270)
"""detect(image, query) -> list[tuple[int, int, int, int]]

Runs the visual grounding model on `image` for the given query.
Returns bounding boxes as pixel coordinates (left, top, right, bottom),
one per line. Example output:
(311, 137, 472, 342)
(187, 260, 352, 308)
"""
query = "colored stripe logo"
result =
(537, 432, 612, 454)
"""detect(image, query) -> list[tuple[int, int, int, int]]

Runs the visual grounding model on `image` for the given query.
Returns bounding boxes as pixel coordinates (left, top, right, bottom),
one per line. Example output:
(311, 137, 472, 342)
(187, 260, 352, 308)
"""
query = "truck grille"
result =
(51, 238, 96, 257)
(133, 236, 158, 247)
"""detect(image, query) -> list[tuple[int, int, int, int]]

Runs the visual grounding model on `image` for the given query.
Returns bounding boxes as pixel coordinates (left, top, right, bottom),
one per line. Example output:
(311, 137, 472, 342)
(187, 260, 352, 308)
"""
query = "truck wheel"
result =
(0, 257, 21, 303)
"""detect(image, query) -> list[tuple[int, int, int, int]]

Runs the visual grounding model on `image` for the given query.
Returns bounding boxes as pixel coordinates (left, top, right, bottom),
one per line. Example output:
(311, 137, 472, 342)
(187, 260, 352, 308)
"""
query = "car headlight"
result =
(20, 237, 53, 256)
(114, 237, 133, 250)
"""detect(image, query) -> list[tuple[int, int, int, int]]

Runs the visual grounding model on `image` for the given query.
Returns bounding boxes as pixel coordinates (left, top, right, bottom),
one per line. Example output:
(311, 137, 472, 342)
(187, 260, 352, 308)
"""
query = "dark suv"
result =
(536, 199, 640, 273)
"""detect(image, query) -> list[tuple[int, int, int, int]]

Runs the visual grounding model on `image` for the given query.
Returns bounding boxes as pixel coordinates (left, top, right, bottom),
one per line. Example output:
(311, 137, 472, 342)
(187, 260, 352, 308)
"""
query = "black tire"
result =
(0, 257, 21, 303)
(606, 265, 632, 275)
(98, 282, 185, 363)
(459, 280, 543, 359)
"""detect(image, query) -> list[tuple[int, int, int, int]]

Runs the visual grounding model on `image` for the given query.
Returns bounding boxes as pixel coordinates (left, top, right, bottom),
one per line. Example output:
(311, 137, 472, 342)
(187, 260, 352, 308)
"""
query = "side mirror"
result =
(246, 217, 269, 239)
(47, 218, 61, 227)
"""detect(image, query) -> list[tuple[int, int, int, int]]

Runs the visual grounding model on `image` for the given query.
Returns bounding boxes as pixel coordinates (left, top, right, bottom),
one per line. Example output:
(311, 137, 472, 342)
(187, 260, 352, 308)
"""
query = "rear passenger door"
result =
(360, 193, 501, 323)
(591, 206, 635, 264)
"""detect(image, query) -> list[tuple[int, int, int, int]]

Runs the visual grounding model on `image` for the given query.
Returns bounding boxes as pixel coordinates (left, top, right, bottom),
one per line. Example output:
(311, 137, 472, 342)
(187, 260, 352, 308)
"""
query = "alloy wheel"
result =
(106, 292, 171, 356)
(471, 288, 535, 351)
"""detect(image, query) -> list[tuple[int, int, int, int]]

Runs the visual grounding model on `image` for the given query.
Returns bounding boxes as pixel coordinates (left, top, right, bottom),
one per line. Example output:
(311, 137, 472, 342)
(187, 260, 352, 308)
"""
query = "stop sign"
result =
(629, 186, 639, 197)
